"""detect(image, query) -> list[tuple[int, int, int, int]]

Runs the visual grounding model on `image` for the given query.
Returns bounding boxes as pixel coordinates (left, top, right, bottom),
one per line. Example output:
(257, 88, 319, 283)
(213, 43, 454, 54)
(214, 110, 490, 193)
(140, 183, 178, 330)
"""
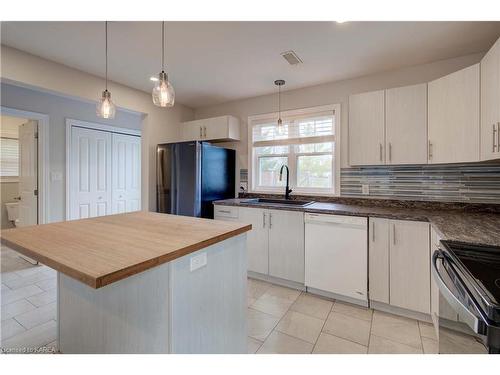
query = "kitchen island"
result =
(0, 212, 251, 354)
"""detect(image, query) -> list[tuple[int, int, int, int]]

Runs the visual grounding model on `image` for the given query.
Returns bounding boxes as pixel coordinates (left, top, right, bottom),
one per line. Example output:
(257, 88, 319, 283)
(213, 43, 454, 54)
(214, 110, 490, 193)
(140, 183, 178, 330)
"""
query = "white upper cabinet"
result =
(349, 84, 428, 166)
(428, 64, 480, 164)
(348, 90, 385, 166)
(385, 84, 428, 164)
(180, 115, 240, 142)
(481, 37, 500, 161)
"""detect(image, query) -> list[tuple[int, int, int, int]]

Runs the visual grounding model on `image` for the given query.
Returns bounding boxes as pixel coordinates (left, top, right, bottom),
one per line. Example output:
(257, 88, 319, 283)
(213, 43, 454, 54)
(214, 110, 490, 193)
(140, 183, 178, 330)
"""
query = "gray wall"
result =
(1, 83, 143, 223)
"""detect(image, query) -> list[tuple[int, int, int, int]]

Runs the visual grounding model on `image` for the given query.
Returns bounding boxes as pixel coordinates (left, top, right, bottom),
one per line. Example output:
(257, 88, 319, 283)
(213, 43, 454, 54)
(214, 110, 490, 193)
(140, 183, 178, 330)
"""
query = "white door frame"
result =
(65, 118, 141, 220)
(1, 106, 50, 224)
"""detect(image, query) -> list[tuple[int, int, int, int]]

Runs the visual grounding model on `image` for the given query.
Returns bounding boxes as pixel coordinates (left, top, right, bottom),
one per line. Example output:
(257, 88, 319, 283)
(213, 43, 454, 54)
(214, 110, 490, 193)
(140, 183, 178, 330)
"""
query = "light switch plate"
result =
(361, 184, 370, 195)
(190, 252, 207, 272)
(50, 171, 63, 182)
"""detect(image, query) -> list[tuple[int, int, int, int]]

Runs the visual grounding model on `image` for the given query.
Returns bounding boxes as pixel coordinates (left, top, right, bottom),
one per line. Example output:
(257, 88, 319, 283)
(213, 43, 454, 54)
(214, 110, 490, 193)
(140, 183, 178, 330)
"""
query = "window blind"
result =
(251, 111, 335, 147)
(0, 138, 19, 177)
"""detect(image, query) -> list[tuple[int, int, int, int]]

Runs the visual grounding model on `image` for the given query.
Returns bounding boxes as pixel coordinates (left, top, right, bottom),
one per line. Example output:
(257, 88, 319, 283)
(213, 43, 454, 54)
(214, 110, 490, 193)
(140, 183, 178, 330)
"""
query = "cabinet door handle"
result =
(218, 210, 231, 214)
(388, 142, 392, 162)
(269, 213, 272, 229)
(372, 221, 375, 242)
(392, 223, 396, 245)
(203, 126, 207, 137)
(262, 212, 266, 228)
(199, 126, 203, 138)
(493, 124, 497, 153)
(379, 143, 383, 162)
(497, 123, 500, 153)
(428, 141, 433, 160)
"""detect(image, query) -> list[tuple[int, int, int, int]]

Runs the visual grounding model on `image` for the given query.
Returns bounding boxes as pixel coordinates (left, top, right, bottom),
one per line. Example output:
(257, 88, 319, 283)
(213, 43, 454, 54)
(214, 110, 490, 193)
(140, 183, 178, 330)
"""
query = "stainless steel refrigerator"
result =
(156, 141, 236, 219)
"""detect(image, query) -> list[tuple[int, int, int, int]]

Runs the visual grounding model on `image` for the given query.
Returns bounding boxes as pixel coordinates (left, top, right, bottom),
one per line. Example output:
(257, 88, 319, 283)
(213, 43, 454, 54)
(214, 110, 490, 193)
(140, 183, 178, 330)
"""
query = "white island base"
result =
(57, 234, 247, 354)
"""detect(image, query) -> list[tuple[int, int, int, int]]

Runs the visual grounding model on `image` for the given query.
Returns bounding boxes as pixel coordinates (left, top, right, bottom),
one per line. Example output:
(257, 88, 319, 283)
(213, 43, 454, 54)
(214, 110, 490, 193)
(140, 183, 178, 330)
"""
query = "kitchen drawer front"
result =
(304, 213, 366, 226)
(214, 205, 239, 219)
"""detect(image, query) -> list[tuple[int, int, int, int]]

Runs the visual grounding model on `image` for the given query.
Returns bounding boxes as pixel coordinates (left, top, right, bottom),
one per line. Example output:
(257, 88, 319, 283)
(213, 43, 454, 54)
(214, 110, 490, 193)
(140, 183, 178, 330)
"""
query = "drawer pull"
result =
(493, 124, 497, 153)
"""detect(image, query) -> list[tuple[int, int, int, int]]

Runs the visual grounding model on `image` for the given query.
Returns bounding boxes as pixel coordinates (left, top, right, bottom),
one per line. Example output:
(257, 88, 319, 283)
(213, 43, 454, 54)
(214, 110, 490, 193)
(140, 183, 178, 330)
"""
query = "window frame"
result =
(248, 104, 341, 196)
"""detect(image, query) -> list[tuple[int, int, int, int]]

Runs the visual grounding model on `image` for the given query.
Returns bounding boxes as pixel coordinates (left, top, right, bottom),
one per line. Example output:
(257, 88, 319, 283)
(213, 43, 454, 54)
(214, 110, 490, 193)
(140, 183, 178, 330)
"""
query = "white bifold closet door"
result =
(70, 127, 112, 220)
(69, 126, 141, 220)
(111, 133, 141, 214)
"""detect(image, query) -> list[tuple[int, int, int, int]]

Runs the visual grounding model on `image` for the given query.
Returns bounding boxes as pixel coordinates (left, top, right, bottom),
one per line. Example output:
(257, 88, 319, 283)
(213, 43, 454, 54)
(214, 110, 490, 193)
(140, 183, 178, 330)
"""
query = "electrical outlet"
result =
(361, 184, 370, 195)
(190, 252, 207, 272)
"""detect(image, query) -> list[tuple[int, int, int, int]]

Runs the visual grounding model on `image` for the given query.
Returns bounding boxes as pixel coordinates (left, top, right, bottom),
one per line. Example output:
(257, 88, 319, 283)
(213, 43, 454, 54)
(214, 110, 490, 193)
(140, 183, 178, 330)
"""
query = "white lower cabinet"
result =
(369, 218, 431, 315)
(238, 207, 270, 275)
(389, 220, 430, 314)
(268, 209, 304, 283)
(368, 218, 390, 304)
(214, 205, 304, 282)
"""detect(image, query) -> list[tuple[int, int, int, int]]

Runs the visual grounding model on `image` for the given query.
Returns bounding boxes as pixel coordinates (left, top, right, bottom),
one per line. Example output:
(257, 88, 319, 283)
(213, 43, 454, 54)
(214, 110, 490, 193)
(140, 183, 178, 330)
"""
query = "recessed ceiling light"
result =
(335, 20, 348, 24)
(150, 76, 159, 82)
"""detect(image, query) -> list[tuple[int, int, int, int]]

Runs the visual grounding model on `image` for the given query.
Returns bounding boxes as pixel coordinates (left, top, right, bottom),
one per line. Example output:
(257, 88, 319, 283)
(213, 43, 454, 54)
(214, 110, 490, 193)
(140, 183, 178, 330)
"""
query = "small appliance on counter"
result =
(432, 241, 500, 354)
(156, 141, 236, 219)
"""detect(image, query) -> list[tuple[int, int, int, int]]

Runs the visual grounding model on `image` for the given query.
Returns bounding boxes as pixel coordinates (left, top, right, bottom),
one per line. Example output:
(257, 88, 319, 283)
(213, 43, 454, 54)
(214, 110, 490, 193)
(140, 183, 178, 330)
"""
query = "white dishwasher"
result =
(305, 213, 368, 302)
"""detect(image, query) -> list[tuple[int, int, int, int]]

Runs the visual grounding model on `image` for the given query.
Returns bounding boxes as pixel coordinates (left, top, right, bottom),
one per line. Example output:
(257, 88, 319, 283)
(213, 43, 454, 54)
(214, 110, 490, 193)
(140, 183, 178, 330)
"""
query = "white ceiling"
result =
(2, 21, 500, 108)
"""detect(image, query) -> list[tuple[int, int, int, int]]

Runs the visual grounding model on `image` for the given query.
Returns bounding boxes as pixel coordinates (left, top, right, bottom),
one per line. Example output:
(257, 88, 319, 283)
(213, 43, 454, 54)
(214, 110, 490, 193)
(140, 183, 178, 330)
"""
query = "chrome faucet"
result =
(279, 165, 293, 200)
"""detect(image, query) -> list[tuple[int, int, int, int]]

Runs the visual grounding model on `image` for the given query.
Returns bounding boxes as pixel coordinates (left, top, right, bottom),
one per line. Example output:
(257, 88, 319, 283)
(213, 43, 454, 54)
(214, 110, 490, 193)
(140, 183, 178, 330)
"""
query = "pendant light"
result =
(96, 21, 116, 119)
(152, 21, 175, 107)
(274, 79, 285, 134)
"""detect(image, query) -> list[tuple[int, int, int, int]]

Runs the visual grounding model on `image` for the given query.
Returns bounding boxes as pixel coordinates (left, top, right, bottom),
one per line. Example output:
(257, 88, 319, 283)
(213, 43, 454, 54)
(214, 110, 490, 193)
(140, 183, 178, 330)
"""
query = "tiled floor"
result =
(246, 278, 438, 354)
(1, 245, 439, 354)
(1, 246, 58, 353)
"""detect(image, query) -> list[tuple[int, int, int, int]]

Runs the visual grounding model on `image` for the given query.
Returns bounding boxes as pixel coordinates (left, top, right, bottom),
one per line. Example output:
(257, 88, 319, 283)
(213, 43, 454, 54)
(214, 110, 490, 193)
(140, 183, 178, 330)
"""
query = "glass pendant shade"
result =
(152, 72, 175, 107)
(96, 90, 116, 119)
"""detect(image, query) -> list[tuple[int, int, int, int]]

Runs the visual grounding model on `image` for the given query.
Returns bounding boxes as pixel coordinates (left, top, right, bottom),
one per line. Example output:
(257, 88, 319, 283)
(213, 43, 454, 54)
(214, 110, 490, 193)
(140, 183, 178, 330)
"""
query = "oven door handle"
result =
(431, 250, 482, 334)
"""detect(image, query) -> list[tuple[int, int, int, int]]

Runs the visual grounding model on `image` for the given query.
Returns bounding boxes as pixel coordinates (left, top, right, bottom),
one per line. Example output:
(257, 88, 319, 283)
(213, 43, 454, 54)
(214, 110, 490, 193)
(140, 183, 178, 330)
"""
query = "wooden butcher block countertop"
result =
(0, 212, 251, 289)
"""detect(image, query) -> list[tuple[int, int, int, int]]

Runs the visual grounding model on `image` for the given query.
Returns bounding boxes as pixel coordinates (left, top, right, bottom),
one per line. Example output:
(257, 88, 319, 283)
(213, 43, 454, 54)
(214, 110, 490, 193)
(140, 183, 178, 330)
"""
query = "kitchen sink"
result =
(240, 198, 315, 207)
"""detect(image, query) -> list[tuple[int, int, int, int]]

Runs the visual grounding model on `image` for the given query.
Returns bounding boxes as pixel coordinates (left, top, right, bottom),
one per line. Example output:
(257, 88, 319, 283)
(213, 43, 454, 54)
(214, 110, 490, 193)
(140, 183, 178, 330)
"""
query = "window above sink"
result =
(248, 104, 340, 196)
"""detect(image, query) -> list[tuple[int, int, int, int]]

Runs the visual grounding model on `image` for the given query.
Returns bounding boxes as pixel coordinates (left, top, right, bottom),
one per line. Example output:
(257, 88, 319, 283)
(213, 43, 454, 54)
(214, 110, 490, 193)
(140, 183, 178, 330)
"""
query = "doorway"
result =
(0, 115, 39, 230)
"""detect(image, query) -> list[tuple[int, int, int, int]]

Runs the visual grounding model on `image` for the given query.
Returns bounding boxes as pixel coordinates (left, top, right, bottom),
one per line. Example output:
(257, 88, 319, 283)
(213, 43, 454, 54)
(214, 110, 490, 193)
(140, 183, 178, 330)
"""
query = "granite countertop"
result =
(214, 198, 500, 247)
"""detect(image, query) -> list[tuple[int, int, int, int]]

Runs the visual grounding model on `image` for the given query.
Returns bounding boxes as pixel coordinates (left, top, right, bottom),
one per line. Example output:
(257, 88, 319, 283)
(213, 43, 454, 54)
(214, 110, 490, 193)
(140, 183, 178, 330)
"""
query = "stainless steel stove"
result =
(432, 241, 500, 354)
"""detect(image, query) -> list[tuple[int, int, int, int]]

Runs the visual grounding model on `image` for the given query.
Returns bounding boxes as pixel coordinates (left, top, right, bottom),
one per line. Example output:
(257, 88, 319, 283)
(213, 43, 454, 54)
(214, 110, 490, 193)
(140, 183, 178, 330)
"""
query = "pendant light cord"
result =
(278, 84, 281, 120)
(105, 21, 108, 91)
(162, 21, 165, 72)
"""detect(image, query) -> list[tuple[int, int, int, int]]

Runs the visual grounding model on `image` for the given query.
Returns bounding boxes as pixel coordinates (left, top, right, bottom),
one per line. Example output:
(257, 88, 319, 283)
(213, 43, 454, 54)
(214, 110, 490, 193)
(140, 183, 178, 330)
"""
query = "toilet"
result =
(4, 201, 37, 264)
(5, 202, 19, 227)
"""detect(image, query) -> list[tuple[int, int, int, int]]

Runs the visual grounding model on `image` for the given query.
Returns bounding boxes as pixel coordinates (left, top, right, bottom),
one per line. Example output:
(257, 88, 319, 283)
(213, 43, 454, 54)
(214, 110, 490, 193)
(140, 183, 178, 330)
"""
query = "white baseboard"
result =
(370, 300, 432, 322)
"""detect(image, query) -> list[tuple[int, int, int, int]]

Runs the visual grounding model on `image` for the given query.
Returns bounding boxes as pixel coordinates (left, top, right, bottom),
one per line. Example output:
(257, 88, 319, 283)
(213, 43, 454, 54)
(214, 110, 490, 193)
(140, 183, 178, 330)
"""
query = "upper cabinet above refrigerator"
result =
(180, 115, 240, 142)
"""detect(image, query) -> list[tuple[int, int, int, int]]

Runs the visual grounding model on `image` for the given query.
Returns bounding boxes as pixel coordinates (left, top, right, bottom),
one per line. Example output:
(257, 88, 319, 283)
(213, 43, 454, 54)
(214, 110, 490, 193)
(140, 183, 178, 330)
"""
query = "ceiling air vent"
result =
(281, 50, 303, 65)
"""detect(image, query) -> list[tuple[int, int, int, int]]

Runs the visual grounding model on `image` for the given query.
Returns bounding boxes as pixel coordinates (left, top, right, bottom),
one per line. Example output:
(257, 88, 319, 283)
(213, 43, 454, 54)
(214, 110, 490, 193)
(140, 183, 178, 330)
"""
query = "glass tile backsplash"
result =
(340, 163, 500, 203)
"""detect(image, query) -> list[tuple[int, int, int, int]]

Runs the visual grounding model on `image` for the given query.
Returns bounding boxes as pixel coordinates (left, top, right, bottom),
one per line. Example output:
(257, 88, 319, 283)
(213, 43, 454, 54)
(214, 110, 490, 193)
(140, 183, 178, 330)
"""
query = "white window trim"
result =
(248, 104, 341, 197)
